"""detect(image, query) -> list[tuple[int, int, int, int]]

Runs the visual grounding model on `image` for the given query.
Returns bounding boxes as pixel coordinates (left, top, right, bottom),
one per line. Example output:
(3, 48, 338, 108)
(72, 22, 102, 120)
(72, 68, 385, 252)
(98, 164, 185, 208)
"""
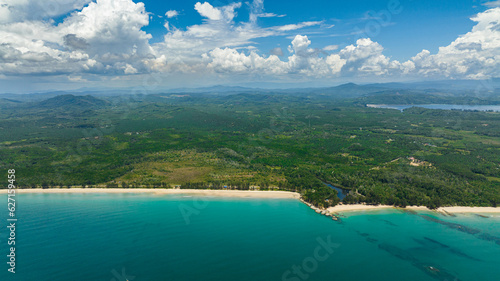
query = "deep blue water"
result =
(0, 193, 499, 281)
(369, 104, 500, 112)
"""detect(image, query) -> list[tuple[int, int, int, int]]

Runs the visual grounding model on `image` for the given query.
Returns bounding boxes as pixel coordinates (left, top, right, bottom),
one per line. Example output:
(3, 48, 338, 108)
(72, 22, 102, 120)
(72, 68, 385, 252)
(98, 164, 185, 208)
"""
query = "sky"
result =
(0, 0, 499, 93)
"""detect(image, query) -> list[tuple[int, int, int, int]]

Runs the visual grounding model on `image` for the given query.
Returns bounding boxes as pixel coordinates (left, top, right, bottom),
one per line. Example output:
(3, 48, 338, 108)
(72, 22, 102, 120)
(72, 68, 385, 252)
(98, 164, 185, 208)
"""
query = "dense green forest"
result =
(0, 85, 499, 209)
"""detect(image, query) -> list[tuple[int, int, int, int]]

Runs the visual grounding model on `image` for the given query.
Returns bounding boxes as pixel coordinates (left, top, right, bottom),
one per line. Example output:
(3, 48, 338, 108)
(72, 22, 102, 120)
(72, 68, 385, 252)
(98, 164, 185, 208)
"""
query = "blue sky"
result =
(0, 0, 499, 93)
(141, 0, 482, 60)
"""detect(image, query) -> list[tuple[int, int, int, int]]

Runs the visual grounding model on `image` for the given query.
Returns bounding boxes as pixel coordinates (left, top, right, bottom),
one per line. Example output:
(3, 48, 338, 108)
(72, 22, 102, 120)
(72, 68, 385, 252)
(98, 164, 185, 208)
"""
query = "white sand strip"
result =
(0, 188, 300, 199)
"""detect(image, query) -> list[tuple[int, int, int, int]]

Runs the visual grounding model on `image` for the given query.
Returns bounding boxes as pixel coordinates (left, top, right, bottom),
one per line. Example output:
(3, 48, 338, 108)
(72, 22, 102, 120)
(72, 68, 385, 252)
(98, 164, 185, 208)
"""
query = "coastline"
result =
(327, 204, 500, 214)
(0, 188, 300, 199)
(2, 188, 498, 214)
(327, 204, 394, 212)
(437, 206, 500, 214)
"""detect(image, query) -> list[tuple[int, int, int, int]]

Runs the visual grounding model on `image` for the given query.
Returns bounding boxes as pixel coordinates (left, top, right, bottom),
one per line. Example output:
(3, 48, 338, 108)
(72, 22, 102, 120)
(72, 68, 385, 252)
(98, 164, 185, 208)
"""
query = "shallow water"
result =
(0, 193, 498, 281)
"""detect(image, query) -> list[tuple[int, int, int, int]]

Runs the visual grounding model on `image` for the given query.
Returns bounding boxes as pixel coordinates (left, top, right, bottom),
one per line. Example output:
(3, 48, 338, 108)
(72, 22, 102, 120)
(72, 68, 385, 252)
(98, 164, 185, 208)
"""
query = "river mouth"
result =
(324, 182, 349, 200)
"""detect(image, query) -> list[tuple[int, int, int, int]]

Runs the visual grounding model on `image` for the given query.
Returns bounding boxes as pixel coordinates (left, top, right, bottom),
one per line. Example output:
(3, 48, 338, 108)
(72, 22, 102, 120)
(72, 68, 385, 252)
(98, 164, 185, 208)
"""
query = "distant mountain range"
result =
(0, 98, 23, 105)
(0, 94, 109, 111)
(1, 80, 499, 107)
(36, 94, 109, 109)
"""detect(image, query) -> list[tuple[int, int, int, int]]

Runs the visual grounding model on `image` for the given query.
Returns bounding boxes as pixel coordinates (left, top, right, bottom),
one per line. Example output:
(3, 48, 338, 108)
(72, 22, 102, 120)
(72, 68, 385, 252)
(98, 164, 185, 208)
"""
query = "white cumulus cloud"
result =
(203, 35, 410, 77)
(0, 1, 499, 83)
(0, 0, 92, 23)
(410, 7, 500, 79)
(194, 2, 223, 21)
(0, 0, 152, 75)
(165, 10, 179, 18)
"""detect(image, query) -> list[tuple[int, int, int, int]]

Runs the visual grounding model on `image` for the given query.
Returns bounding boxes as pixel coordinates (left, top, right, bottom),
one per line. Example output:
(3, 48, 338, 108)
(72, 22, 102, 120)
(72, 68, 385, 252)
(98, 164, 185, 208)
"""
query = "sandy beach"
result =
(2, 188, 498, 213)
(1, 188, 301, 199)
(437, 206, 500, 214)
(326, 204, 432, 213)
(327, 204, 394, 212)
(327, 204, 500, 214)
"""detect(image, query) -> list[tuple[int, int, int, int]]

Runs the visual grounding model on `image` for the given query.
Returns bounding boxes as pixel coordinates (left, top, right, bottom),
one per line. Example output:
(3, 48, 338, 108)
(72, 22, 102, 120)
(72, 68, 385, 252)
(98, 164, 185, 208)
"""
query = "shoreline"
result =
(436, 206, 500, 214)
(327, 204, 500, 214)
(1, 188, 497, 214)
(0, 188, 300, 199)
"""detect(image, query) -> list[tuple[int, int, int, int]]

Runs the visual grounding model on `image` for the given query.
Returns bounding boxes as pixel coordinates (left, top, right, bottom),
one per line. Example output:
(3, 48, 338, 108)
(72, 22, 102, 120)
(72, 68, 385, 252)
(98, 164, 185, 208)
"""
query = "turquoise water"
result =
(370, 104, 500, 112)
(0, 193, 499, 281)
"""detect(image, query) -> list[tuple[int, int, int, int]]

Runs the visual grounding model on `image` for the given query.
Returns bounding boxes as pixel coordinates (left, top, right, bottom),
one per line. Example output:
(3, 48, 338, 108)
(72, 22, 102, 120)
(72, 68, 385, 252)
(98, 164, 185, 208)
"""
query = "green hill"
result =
(37, 94, 109, 109)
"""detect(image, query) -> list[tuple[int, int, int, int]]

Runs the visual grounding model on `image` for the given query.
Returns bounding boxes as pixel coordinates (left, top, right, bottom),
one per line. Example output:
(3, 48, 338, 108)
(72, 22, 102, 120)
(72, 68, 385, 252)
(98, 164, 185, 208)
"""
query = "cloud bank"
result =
(0, 0, 499, 84)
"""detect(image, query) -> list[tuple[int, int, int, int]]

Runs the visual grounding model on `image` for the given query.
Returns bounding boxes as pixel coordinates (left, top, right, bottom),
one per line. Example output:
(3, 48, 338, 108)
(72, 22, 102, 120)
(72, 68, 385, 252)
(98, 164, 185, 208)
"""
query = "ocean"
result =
(0, 193, 498, 281)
